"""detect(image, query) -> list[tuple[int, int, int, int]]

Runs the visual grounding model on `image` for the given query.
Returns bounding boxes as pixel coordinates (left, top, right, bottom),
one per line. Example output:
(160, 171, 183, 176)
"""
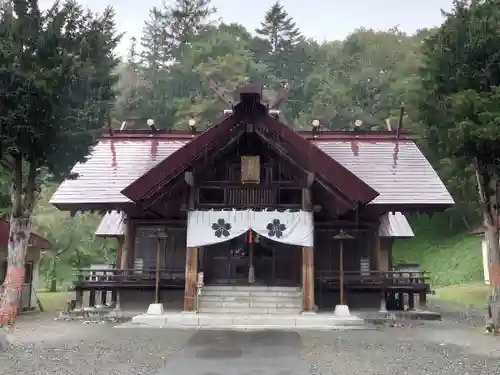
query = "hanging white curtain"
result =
(186, 209, 314, 247)
(250, 210, 314, 246)
(187, 210, 250, 247)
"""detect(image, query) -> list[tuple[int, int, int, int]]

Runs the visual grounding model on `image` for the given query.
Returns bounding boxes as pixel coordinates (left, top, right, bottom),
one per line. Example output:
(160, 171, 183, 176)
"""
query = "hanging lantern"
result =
(248, 231, 253, 244)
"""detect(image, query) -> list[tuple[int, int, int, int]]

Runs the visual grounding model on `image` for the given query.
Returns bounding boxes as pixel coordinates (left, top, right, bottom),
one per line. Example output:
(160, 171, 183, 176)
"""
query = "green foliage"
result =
(33, 184, 114, 291)
(393, 214, 483, 286)
(419, 0, 500, 166)
(0, 0, 121, 179)
(255, 1, 301, 83)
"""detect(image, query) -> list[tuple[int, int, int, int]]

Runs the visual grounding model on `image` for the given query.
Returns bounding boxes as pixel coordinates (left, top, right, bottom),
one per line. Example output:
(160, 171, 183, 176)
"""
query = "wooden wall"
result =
(133, 225, 187, 269)
(130, 224, 378, 276)
(314, 230, 373, 273)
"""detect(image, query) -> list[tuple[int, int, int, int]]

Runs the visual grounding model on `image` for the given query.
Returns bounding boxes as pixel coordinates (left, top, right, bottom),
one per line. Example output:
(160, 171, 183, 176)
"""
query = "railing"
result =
(74, 268, 185, 288)
(316, 270, 431, 289)
(226, 187, 276, 206)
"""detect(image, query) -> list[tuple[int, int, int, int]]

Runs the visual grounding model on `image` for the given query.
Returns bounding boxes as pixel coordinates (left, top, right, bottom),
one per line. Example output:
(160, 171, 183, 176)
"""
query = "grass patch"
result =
(393, 214, 483, 286)
(35, 291, 74, 312)
(433, 282, 490, 309)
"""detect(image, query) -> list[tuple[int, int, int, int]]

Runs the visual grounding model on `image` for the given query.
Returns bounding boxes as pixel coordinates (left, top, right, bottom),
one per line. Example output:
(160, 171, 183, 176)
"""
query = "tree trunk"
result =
(48, 256, 57, 292)
(0, 157, 37, 351)
(475, 164, 500, 332)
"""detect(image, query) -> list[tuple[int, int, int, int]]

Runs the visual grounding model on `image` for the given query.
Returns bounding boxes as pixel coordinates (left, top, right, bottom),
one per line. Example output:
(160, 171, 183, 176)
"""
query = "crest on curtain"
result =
(266, 219, 287, 238)
(212, 218, 232, 238)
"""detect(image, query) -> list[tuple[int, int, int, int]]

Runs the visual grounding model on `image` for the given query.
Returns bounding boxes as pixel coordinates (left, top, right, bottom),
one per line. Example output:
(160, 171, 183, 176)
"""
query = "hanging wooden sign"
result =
(241, 156, 260, 184)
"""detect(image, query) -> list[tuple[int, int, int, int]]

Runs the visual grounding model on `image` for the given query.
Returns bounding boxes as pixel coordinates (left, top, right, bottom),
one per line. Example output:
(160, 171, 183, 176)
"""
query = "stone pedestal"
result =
(379, 298, 388, 313)
(333, 304, 351, 317)
(146, 303, 164, 315)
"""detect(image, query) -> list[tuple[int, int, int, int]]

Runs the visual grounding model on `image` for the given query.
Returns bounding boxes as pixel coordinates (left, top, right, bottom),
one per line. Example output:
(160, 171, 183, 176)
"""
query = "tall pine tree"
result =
(167, 0, 215, 60)
(255, 2, 301, 82)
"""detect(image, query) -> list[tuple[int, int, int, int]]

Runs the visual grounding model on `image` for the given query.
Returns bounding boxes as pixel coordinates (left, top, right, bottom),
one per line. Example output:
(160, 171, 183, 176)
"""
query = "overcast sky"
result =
(39, 0, 455, 56)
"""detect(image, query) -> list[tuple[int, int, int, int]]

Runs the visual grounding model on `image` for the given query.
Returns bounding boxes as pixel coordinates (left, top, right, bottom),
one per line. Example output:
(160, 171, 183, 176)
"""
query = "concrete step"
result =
(201, 285, 301, 292)
(199, 307, 302, 314)
(201, 290, 302, 298)
(199, 301, 302, 309)
(128, 312, 367, 330)
(199, 295, 302, 303)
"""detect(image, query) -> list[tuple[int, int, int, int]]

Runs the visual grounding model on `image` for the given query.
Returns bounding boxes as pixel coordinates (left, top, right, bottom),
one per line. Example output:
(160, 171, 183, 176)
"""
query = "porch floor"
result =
(124, 311, 366, 330)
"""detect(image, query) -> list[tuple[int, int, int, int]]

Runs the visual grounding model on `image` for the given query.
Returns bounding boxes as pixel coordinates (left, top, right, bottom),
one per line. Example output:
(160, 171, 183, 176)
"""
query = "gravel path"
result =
(0, 313, 194, 375)
(1, 312, 500, 375)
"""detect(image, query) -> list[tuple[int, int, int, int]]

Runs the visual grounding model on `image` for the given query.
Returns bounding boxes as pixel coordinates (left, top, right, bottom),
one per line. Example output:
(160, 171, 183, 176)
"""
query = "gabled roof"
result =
(121, 110, 379, 211)
(49, 132, 454, 211)
(121, 115, 237, 202)
(95, 211, 126, 237)
(315, 140, 454, 206)
(379, 212, 414, 238)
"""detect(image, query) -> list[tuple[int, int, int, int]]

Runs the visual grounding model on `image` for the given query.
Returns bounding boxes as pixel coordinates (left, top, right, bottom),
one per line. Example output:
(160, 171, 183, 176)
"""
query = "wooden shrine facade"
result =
(51, 84, 454, 313)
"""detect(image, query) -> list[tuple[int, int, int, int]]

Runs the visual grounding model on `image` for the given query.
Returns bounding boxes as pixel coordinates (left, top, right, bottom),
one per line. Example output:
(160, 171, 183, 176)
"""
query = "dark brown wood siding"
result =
(133, 226, 186, 269)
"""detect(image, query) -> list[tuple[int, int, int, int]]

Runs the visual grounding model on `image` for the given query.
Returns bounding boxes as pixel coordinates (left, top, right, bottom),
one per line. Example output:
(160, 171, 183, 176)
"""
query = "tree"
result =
(171, 25, 270, 128)
(418, 0, 500, 332)
(0, 0, 120, 332)
(255, 2, 301, 83)
(140, 7, 169, 69)
(167, 0, 215, 60)
(33, 184, 111, 292)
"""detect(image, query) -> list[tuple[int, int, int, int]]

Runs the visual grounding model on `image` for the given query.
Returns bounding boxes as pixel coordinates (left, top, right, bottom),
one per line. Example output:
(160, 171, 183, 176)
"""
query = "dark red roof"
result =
(0, 219, 52, 250)
(121, 115, 237, 202)
(121, 111, 379, 210)
(49, 126, 454, 210)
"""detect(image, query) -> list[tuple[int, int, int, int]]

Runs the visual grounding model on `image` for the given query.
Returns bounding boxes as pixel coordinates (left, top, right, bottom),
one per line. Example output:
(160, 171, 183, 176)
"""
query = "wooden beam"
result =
(183, 247, 198, 311)
(301, 189, 312, 211)
(305, 172, 315, 188)
(255, 128, 356, 213)
(184, 171, 194, 187)
(302, 184, 315, 312)
(142, 128, 246, 212)
(302, 246, 314, 312)
(269, 82, 291, 109)
(372, 228, 381, 271)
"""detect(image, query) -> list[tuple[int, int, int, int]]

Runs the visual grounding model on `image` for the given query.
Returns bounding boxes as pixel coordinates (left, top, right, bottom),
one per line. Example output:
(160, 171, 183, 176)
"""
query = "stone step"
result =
(128, 312, 367, 330)
(199, 295, 302, 303)
(199, 307, 302, 314)
(199, 301, 302, 309)
(201, 290, 302, 298)
(201, 285, 301, 292)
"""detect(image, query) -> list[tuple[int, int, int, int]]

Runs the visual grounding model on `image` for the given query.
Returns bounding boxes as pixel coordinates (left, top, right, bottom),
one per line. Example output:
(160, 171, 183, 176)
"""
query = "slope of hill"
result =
(392, 215, 483, 287)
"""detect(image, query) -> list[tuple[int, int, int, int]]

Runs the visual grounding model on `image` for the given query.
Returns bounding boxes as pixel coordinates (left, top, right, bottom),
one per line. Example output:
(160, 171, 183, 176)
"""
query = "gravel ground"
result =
(1, 312, 500, 375)
(301, 321, 500, 375)
(428, 298, 488, 327)
(0, 313, 194, 375)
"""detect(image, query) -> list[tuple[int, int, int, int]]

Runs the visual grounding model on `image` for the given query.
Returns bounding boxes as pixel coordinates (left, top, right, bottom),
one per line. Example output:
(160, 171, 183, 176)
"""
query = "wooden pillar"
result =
(120, 216, 132, 271)
(101, 289, 107, 306)
(116, 216, 132, 311)
(373, 227, 386, 312)
(301, 175, 315, 312)
(115, 237, 124, 269)
(302, 246, 314, 311)
(75, 289, 83, 310)
(419, 292, 427, 309)
(89, 290, 96, 307)
(184, 247, 198, 311)
(184, 171, 198, 311)
(372, 227, 381, 271)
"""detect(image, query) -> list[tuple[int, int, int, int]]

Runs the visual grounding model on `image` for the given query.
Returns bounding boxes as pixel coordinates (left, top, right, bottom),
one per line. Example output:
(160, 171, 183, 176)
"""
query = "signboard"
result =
(241, 156, 260, 184)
